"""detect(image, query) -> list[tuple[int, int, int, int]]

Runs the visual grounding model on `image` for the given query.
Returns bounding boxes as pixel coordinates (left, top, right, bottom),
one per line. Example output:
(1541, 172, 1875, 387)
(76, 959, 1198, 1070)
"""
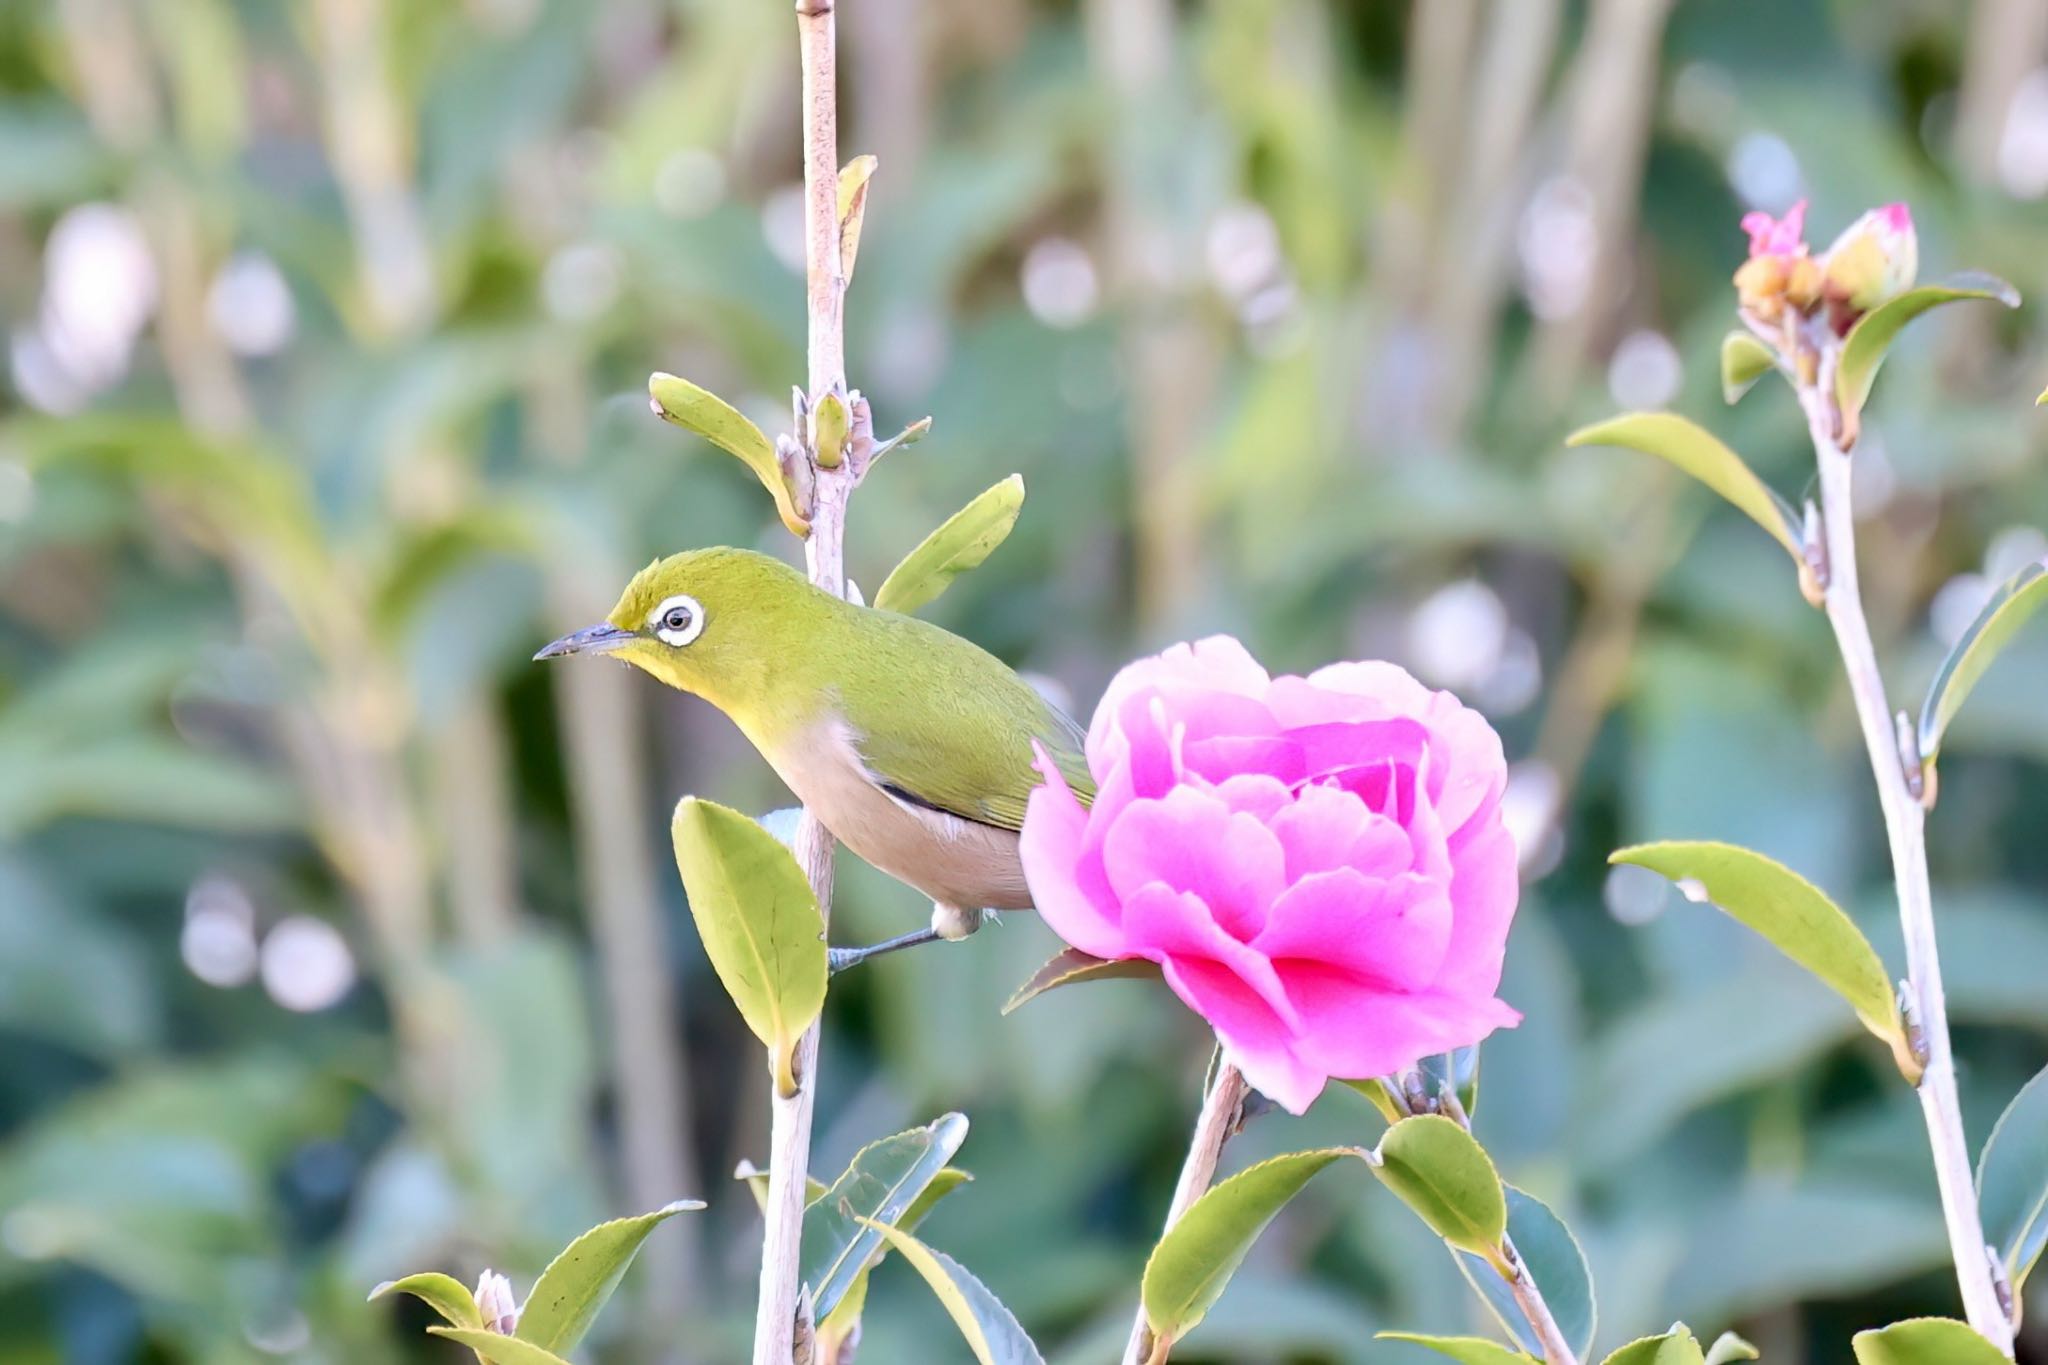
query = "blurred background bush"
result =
(2, 0, 2047, 1361)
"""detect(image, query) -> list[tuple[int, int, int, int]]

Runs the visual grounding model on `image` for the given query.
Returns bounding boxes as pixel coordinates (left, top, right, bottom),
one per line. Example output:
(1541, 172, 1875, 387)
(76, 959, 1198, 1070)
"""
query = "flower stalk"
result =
(754, 2, 852, 1361)
(1793, 372, 2016, 1357)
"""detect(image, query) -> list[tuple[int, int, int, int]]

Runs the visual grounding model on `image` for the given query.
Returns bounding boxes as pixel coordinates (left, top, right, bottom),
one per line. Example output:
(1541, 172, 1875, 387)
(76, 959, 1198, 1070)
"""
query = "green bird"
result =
(536, 546, 1094, 969)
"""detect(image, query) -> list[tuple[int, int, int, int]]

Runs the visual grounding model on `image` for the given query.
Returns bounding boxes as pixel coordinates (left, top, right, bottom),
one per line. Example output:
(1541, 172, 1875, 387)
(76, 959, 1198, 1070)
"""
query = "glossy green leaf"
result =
(514, 1199, 702, 1354)
(1602, 1327, 1706, 1365)
(427, 1328, 572, 1365)
(1142, 1148, 1360, 1348)
(1454, 1186, 1597, 1361)
(1918, 559, 2048, 768)
(1851, 1317, 2009, 1365)
(818, 1167, 973, 1346)
(1609, 841, 1912, 1075)
(1001, 946, 1162, 1015)
(1368, 1115, 1507, 1259)
(873, 474, 1026, 616)
(1836, 274, 2021, 427)
(862, 1220, 1046, 1365)
(1976, 1061, 2048, 1291)
(1341, 1077, 1408, 1125)
(1377, 1332, 1535, 1363)
(1566, 414, 1801, 561)
(670, 798, 827, 1097)
(838, 154, 877, 278)
(1721, 331, 1778, 404)
(1703, 1332, 1761, 1365)
(800, 1113, 970, 1322)
(368, 1272, 482, 1329)
(648, 372, 809, 536)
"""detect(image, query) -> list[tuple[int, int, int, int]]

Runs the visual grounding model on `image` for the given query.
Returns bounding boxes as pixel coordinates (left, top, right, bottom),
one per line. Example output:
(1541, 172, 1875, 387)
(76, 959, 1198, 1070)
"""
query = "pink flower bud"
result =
(474, 1269, 520, 1335)
(1741, 199, 1809, 259)
(1821, 202, 1917, 318)
(1019, 637, 1521, 1114)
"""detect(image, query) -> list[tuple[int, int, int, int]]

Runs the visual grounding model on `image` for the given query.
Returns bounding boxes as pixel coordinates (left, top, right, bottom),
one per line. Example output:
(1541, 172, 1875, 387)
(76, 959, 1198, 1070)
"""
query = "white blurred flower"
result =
(207, 251, 296, 357)
(542, 242, 623, 322)
(260, 915, 356, 1012)
(761, 183, 808, 274)
(1021, 237, 1099, 329)
(1606, 329, 1682, 410)
(1603, 863, 1671, 925)
(1985, 525, 2048, 582)
(1930, 572, 1994, 646)
(1997, 68, 2048, 200)
(182, 875, 259, 989)
(1406, 579, 1508, 692)
(1517, 177, 1598, 321)
(1727, 131, 1803, 211)
(1501, 760, 1563, 876)
(40, 203, 157, 386)
(1476, 627, 1543, 717)
(1205, 202, 1281, 302)
(655, 148, 727, 220)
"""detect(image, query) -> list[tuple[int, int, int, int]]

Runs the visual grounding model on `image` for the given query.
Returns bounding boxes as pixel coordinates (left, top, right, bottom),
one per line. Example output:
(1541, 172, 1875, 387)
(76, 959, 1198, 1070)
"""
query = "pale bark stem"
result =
(1121, 1064, 1249, 1365)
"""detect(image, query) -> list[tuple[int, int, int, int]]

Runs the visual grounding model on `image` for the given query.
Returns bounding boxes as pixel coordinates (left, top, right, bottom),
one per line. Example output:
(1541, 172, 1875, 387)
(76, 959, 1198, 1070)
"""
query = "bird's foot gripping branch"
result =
(1573, 197, 2046, 1362)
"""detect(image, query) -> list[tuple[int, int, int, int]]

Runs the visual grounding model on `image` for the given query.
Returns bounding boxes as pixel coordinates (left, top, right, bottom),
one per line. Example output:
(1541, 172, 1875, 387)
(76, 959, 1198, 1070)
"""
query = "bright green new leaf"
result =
(1851, 1317, 2009, 1365)
(1720, 332, 1777, 404)
(873, 475, 1027, 616)
(862, 1220, 1046, 1365)
(1002, 946, 1162, 1014)
(368, 1272, 481, 1329)
(1918, 559, 2048, 769)
(800, 1113, 970, 1322)
(1142, 1148, 1361, 1349)
(648, 372, 810, 536)
(1836, 274, 2021, 431)
(1609, 841, 1913, 1077)
(1976, 1061, 2048, 1291)
(427, 1328, 572, 1365)
(1377, 1332, 1535, 1363)
(838, 154, 878, 278)
(1455, 1186, 1597, 1361)
(1565, 414, 1802, 562)
(1703, 1331, 1761, 1364)
(514, 1200, 702, 1354)
(1368, 1115, 1508, 1259)
(1601, 1327, 1705, 1365)
(670, 798, 828, 1097)
(818, 1167, 974, 1347)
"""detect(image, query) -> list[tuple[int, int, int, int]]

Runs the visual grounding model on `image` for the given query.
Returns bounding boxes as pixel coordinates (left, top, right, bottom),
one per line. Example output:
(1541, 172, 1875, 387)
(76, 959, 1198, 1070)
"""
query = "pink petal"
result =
(1435, 815, 1519, 996)
(1087, 637, 1271, 775)
(1277, 962, 1521, 1081)
(1102, 787, 1288, 941)
(1121, 882, 1301, 1032)
(1266, 783, 1409, 881)
(1020, 746, 1127, 959)
(1255, 867, 1452, 992)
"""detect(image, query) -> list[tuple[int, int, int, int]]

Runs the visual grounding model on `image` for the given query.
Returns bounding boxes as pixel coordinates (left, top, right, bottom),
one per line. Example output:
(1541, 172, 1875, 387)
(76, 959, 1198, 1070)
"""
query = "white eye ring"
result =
(649, 593, 705, 647)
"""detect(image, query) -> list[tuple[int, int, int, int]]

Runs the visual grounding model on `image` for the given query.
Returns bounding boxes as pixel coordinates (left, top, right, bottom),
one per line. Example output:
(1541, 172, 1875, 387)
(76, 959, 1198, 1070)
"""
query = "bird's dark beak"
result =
(534, 623, 636, 661)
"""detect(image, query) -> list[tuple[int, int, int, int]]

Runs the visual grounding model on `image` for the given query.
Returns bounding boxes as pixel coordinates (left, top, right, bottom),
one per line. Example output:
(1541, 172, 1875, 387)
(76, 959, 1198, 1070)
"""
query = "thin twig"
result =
(1797, 382, 2016, 1357)
(755, 3, 849, 1362)
(1121, 1062, 1249, 1365)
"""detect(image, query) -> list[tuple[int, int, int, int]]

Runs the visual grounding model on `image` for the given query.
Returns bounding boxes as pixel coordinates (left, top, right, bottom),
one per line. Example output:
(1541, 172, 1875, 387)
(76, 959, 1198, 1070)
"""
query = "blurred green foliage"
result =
(2, 0, 2047, 1361)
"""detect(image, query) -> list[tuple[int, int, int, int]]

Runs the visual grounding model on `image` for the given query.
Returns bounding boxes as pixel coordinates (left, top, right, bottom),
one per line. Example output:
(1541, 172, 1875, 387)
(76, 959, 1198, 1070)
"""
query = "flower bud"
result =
(1733, 201, 1814, 322)
(1821, 202, 1916, 318)
(474, 1269, 519, 1335)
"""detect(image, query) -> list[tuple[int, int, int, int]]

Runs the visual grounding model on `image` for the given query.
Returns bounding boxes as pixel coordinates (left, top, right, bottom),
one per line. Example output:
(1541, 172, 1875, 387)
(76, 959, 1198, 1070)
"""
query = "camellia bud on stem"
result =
(474, 1269, 519, 1335)
(1820, 202, 1916, 327)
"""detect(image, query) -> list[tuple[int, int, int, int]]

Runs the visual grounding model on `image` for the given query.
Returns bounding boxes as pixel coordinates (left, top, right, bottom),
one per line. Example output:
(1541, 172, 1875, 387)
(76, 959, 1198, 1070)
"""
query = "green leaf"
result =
(861, 1220, 1046, 1365)
(1601, 1327, 1706, 1365)
(1608, 841, 1913, 1076)
(1001, 947, 1162, 1015)
(800, 1113, 970, 1322)
(670, 798, 828, 1097)
(1720, 331, 1778, 404)
(1918, 558, 2048, 770)
(1703, 1332, 1761, 1365)
(647, 372, 809, 536)
(1976, 1061, 2048, 1292)
(1142, 1149, 1358, 1349)
(1851, 1317, 2009, 1365)
(838, 154, 877, 279)
(1341, 1078, 1408, 1125)
(812, 391, 849, 470)
(368, 1272, 482, 1329)
(1377, 1332, 1535, 1363)
(818, 1167, 974, 1346)
(1566, 413, 1801, 562)
(734, 1161, 828, 1211)
(872, 474, 1026, 616)
(1367, 1115, 1507, 1259)
(1454, 1186, 1597, 1361)
(1836, 274, 2021, 429)
(427, 1328, 572, 1365)
(513, 1200, 702, 1354)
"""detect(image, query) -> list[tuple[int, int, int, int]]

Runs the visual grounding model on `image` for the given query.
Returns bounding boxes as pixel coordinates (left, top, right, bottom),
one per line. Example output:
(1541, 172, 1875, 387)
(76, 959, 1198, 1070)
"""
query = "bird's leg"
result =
(827, 927, 943, 973)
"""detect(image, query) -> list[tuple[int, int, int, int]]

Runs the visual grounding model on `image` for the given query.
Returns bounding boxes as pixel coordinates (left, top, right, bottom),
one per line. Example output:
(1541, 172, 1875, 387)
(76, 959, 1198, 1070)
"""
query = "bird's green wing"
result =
(844, 619, 1093, 831)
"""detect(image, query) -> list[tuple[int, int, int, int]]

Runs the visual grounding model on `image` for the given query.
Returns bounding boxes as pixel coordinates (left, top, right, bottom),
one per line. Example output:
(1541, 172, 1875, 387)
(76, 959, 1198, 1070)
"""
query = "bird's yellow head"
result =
(535, 547, 830, 710)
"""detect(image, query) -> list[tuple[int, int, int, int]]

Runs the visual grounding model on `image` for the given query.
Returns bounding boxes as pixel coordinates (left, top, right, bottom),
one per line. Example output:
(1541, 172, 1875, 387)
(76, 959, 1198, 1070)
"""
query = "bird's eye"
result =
(650, 593, 705, 647)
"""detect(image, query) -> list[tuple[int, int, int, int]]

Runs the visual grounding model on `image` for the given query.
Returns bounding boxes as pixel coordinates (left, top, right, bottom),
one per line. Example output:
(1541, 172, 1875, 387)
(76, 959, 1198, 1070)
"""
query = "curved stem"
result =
(1121, 1061, 1248, 1365)
(1500, 1232, 1578, 1365)
(1800, 386, 2015, 1356)
(754, 4, 849, 1363)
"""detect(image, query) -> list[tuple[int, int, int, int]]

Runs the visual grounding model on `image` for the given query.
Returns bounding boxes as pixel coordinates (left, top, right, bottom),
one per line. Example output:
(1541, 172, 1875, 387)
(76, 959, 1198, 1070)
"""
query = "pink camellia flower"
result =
(1020, 637, 1520, 1114)
(1741, 198, 1808, 259)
